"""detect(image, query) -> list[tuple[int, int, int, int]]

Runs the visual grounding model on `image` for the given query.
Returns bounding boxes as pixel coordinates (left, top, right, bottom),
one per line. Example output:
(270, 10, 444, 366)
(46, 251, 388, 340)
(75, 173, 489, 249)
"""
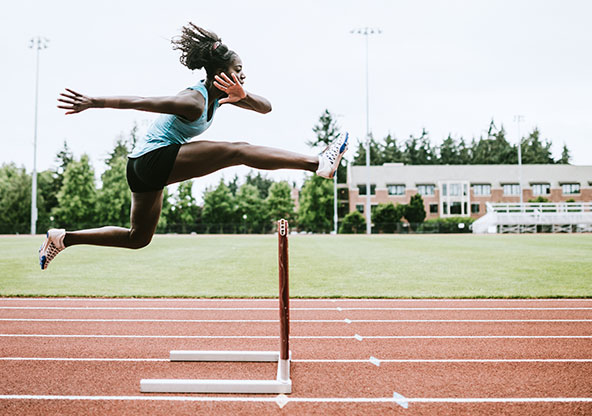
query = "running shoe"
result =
(39, 228, 66, 270)
(316, 132, 349, 179)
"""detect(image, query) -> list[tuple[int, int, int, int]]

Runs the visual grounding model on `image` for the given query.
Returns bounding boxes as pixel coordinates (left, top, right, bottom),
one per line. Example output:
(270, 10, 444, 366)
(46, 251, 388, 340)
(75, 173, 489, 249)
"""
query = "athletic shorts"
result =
(126, 144, 181, 193)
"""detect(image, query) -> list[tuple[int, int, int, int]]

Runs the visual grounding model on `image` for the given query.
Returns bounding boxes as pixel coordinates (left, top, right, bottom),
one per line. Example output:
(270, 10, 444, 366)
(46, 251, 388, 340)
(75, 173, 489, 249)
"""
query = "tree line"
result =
(352, 120, 570, 166)
(0, 112, 571, 234)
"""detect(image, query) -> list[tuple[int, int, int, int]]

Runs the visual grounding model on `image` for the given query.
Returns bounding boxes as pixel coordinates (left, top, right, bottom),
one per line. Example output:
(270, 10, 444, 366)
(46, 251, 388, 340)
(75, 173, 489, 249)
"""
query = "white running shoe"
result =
(316, 132, 349, 179)
(39, 229, 66, 270)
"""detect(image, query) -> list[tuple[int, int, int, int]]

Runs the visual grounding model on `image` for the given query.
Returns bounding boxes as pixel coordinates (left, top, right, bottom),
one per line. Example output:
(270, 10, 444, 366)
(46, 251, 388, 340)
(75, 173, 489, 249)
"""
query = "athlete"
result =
(39, 23, 348, 270)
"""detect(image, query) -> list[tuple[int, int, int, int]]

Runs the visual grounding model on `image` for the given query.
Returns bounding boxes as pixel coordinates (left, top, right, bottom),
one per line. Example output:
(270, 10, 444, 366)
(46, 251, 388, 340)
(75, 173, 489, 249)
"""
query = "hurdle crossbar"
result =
(140, 219, 291, 394)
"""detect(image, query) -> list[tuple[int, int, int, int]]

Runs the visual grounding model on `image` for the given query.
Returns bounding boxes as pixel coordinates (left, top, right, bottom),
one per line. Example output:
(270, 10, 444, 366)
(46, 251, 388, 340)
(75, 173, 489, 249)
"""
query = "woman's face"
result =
(225, 54, 246, 84)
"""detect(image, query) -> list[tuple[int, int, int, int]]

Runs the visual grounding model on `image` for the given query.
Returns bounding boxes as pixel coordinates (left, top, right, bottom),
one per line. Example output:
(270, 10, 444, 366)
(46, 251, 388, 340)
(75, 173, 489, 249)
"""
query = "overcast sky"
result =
(2, 0, 591, 200)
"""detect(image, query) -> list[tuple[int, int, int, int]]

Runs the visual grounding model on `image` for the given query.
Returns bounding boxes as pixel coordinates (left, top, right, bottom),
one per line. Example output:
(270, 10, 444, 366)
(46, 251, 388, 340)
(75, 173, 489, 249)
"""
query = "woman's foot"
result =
(39, 229, 66, 270)
(316, 132, 349, 179)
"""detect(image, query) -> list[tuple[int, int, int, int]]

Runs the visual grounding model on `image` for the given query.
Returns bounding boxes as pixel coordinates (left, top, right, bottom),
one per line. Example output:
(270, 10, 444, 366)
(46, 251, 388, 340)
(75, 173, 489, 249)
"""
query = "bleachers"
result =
(472, 202, 592, 234)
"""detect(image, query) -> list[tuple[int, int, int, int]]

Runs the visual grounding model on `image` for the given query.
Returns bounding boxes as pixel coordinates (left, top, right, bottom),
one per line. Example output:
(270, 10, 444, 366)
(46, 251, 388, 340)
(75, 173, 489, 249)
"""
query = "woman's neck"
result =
(205, 78, 224, 101)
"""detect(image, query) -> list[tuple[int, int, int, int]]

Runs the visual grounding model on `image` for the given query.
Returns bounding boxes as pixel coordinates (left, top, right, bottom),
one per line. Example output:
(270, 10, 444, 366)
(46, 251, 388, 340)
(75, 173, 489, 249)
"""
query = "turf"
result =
(0, 233, 591, 298)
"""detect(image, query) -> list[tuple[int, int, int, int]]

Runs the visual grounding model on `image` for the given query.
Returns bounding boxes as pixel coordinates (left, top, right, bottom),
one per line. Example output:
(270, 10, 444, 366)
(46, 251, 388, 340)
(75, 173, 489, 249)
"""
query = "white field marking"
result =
(1, 318, 590, 323)
(2, 306, 591, 311)
(0, 394, 591, 404)
(2, 357, 592, 364)
(1, 334, 591, 339)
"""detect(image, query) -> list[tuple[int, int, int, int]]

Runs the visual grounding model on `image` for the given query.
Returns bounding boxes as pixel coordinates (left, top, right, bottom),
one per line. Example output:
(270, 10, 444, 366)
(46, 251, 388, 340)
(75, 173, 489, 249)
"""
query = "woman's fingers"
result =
(213, 80, 227, 92)
(214, 74, 230, 87)
(220, 72, 234, 85)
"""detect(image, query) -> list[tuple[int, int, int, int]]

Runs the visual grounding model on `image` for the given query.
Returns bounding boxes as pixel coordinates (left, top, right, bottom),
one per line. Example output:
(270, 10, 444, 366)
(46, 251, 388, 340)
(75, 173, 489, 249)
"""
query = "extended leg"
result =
(63, 190, 163, 249)
(167, 141, 319, 184)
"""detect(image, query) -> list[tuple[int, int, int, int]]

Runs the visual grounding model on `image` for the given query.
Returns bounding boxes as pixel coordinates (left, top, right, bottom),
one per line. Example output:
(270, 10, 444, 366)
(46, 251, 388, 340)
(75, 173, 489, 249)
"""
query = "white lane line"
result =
(1, 306, 591, 311)
(1, 334, 591, 339)
(0, 394, 591, 404)
(1, 318, 590, 323)
(2, 357, 592, 363)
(393, 392, 409, 409)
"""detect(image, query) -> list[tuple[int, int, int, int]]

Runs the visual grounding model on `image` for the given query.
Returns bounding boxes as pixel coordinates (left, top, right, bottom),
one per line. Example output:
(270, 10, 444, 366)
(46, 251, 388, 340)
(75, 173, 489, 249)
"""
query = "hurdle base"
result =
(140, 350, 291, 394)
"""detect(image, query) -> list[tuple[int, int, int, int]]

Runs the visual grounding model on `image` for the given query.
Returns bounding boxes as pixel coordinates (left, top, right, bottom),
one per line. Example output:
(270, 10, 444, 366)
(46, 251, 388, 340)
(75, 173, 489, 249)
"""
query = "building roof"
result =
(348, 164, 592, 189)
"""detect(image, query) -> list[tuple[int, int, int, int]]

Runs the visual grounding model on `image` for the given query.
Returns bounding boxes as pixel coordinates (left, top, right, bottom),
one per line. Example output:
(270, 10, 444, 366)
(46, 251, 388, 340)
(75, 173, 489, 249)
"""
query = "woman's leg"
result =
(167, 141, 319, 184)
(63, 190, 163, 249)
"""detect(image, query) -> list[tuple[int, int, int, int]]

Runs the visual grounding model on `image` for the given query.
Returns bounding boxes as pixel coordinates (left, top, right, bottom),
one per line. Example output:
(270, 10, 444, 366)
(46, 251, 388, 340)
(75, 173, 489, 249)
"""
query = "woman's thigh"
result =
(166, 140, 243, 184)
(130, 190, 163, 240)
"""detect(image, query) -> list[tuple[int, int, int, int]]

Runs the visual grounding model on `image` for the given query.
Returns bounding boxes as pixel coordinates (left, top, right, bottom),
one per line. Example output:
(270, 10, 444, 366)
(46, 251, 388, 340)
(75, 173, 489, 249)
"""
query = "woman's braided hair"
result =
(172, 23, 236, 78)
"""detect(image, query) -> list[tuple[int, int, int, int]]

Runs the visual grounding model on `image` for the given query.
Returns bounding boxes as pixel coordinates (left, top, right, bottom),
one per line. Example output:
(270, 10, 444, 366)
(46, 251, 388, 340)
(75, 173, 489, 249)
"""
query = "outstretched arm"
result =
(57, 88, 205, 121)
(214, 73, 272, 114)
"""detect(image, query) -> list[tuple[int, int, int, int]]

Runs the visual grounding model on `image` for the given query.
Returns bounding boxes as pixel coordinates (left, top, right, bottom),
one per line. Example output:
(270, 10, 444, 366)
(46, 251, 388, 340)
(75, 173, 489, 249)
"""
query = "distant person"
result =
(39, 23, 348, 270)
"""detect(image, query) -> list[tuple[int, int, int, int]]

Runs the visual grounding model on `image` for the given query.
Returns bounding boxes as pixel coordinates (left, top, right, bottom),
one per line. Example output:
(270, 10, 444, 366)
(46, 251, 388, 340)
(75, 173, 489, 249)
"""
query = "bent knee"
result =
(128, 230, 153, 249)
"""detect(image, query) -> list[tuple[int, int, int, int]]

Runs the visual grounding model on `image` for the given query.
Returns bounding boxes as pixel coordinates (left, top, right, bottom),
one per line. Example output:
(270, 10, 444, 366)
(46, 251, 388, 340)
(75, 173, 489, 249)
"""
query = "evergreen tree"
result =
(308, 109, 340, 148)
(439, 135, 460, 164)
(557, 144, 571, 164)
(266, 181, 296, 225)
(352, 134, 383, 165)
(381, 133, 403, 163)
(521, 128, 554, 164)
(0, 163, 31, 233)
(227, 174, 240, 196)
(52, 154, 98, 228)
(297, 174, 333, 233)
(403, 194, 426, 230)
(202, 179, 236, 233)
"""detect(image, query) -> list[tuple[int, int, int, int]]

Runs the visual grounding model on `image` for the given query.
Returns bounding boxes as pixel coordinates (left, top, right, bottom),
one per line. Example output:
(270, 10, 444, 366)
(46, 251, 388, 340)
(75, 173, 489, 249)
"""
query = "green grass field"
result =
(1, 233, 591, 298)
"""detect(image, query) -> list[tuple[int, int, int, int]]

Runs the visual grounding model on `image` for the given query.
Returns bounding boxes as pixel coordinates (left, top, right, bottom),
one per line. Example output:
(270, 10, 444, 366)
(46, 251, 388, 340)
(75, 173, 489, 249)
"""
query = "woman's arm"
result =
(57, 88, 205, 121)
(214, 74, 272, 114)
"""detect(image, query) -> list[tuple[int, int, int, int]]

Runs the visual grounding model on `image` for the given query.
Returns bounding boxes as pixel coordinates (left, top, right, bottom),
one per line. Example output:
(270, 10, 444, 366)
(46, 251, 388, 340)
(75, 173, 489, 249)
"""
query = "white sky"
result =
(2, 0, 591, 201)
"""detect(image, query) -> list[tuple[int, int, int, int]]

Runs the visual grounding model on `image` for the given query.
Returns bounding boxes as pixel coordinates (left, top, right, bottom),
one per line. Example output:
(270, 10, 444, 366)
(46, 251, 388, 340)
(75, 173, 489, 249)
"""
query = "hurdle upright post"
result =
(140, 219, 292, 394)
(277, 218, 290, 382)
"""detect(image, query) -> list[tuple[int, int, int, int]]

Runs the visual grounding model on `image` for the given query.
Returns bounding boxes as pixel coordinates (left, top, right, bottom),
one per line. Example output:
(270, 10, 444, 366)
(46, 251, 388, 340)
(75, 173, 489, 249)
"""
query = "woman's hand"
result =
(57, 88, 96, 115)
(214, 73, 247, 104)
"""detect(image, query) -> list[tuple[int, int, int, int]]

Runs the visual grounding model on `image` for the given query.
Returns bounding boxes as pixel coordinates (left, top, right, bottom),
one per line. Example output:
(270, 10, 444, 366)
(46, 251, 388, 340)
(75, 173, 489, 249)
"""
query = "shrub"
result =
(418, 216, 475, 233)
(339, 210, 366, 234)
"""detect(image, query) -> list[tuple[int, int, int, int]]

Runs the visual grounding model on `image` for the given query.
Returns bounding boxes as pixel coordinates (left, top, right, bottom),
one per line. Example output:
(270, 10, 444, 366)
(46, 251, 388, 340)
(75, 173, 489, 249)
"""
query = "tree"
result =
(352, 134, 383, 166)
(439, 135, 460, 164)
(266, 181, 296, 225)
(404, 194, 426, 230)
(557, 143, 570, 164)
(235, 183, 268, 233)
(297, 174, 333, 233)
(166, 181, 201, 233)
(373, 202, 405, 233)
(245, 171, 274, 199)
(202, 179, 236, 233)
(308, 109, 340, 148)
(0, 163, 31, 233)
(381, 133, 403, 163)
(521, 128, 554, 164)
(339, 210, 366, 234)
(52, 154, 98, 228)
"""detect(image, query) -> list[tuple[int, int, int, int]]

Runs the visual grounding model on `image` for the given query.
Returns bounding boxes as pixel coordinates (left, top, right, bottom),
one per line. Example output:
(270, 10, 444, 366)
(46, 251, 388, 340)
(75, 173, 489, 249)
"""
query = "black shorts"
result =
(126, 144, 181, 193)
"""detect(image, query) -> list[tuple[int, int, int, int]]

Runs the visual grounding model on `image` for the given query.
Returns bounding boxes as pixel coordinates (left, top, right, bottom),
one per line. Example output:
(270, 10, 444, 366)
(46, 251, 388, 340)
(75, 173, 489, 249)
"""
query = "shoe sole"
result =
(328, 133, 349, 179)
(38, 232, 50, 270)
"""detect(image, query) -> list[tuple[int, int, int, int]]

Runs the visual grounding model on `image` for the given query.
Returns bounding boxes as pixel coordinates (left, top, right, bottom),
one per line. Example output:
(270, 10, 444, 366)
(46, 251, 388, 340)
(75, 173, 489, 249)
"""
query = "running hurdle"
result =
(140, 219, 291, 394)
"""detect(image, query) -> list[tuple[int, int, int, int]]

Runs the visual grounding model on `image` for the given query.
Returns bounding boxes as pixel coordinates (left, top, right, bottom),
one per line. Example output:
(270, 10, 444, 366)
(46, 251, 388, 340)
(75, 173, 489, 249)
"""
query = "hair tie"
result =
(212, 41, 221, 51)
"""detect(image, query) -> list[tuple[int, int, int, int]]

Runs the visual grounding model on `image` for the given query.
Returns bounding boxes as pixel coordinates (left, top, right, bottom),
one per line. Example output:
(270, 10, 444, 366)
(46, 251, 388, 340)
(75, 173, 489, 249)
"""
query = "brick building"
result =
(344, 164, 592, 220)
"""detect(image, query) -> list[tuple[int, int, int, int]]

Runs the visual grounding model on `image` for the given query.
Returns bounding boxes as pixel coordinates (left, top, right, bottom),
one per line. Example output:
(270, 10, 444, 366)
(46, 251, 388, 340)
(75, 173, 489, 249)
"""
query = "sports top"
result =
(128, 80, 220, 158)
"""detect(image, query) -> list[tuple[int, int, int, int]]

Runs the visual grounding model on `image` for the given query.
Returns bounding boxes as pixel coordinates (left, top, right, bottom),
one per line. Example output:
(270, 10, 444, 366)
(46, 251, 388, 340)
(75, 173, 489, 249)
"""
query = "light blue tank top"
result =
(129, 80, 219, 158)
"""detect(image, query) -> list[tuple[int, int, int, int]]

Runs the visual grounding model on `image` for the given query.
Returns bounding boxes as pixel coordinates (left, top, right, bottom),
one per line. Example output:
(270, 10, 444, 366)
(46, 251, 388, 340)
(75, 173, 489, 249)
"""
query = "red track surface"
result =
(1, 298, 591, 415)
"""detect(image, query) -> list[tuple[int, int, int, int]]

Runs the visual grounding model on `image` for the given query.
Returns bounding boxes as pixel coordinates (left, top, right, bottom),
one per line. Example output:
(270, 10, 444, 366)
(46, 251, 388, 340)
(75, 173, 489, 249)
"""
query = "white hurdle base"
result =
(140, 350, 291, 394)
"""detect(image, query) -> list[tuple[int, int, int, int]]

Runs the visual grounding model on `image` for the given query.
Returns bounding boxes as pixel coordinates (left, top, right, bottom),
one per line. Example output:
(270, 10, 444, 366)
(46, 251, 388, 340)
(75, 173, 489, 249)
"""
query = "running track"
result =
(1, 298, 591, 415)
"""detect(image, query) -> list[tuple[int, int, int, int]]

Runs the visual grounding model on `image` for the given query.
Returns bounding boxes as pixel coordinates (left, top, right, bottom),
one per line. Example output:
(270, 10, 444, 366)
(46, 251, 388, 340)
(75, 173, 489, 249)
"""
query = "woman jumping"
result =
(39, 23, 348, 270)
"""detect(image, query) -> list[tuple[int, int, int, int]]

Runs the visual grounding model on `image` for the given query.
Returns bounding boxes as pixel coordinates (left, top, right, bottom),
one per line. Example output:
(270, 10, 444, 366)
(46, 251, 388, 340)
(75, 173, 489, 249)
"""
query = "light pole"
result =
(29, 36, 49, 235)
(351, 27, 381, 234)
(513, 115, 524, 205)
